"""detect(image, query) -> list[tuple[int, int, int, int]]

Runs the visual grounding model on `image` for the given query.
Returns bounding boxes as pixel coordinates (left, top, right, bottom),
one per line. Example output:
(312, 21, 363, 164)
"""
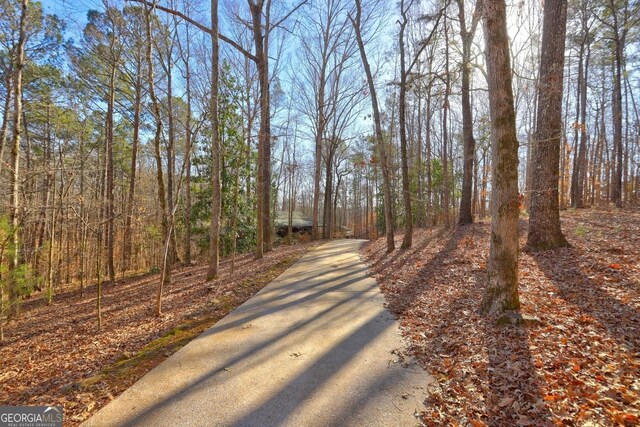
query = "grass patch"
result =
(573, 223, 591, 237)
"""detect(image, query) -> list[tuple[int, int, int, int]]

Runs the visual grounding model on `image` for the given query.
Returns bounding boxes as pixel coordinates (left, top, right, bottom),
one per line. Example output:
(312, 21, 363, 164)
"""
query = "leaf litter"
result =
(360, 207, 640, 426)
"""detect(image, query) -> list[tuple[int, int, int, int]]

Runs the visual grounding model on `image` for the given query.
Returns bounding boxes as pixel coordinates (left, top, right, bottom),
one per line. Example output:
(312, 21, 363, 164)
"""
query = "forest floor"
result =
(0, 241, 318, 425)
(361, 207, 640, 426)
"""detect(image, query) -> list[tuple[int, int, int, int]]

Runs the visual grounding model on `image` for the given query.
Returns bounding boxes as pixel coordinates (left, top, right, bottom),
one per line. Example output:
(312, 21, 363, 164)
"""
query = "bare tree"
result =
(175, 12, 194, 265)
(350, 0, 395, 253)
(397, 0, 443, 247)
(130, 0, 306, 260)
(103, 6, 124, 285)
(569, 0, 593, 209)
(122, 7, 146, 276)
(144, 3, 171, 312)
(605, 0, 638, 206)
(296, 0, 349, 240)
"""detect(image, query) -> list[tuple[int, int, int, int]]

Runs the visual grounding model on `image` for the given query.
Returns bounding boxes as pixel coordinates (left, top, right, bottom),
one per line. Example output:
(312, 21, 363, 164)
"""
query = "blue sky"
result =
(41, 0, 103, 31)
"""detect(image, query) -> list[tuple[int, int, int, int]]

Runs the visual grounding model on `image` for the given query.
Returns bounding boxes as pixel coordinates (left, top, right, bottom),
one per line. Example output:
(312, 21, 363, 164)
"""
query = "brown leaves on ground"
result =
(361, 208, 640, 426)
(0, 242, 317, 425)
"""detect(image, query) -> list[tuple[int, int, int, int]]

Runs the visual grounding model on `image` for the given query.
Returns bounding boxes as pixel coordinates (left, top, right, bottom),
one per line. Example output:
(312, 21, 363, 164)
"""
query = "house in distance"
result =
(275, 211, 353, 238)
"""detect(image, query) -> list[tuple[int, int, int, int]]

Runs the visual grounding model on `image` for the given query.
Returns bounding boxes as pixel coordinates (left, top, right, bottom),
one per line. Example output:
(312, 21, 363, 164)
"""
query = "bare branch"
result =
(407, 2, 448, 74)
(268, 0, 309, 34)
(126, 0, 258, 62)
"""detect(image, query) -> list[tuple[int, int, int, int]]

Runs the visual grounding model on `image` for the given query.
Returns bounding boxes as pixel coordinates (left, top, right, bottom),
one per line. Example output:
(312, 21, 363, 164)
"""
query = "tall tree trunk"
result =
(480, 0, 520, 314)
(416, 90, 424, 227)
(262, 2, 273, 253)
(472, 149, 479, 216)
(312, 122, 324, 241)
(350, 0, 395, 253)
(526, 0, 569, 250)
(144, 3, 170, 313)
(425, 80, 433, 226)
(231, 154, 240, 270)
(611, 33, 624, 207)
(32, 108, 51, 274)
(249, 0, 269, 258)
(9, 0, 28, 317)
(576, 41, 590, 208)
(96, 223, 103, 330)
(442, 15, 451, 229)
(106, 56, 117, 284)
(166, 48, 179, 265)
(79, 131, 87, 297)
(312, 48, 328, 240)
(123, 67, 142, 274)
(457, 0, 482, 225)
(597, 82, 608, 204)
(244, 56, 253, 208)
(570, 39, 584, 208)
(398, 1, 413, 249)
(322, 146, 334, 239)
(333, 173, 343, 237)
(207, 0, 221, 280)
(183, 46, 193, 265)
(47, 170, 57, 304)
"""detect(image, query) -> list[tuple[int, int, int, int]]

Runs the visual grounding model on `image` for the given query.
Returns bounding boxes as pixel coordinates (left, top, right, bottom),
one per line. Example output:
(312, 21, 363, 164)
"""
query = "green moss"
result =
(573, 223, 590, 237)
(77, 374, 104, 388)
(211, 295, 235, 311)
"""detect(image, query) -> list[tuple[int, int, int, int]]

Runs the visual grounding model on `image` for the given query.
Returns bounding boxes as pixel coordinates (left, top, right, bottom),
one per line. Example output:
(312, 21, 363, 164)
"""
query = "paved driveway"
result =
(83, 240, 430, 427)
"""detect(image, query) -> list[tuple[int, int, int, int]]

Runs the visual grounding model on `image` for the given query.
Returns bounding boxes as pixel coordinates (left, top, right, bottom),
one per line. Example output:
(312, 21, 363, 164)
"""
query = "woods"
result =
(1, 0, 640, 424)
(0, 0, 638, 332)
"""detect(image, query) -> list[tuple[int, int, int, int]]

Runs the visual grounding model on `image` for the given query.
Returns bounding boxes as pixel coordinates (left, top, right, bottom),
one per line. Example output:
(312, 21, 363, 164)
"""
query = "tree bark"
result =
(526, 0, 569, 251)
(323, 147, 334, 239)
(165, 43, 179, 266)
(425, 79, 433, 226)
(611, 32, 624, 207)
(457, 0, 482, 225)
(570, 40, 584, 209)
(442, 14, 451, 229)
(207, 0, 221, 280)
(9, 0, 28, 317)
(480, 0, 520, 314)
(573, 32, 590, 209)
(249, 0, 270, 258)
(182, 30, 193, 265)
(312, 132, 323, 240)
(106, 51, 117, 284)
(398, 0, 413, 249)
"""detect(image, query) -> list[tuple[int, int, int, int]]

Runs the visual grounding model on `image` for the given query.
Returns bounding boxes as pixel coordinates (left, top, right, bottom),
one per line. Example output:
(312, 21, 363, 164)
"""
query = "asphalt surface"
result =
(83, 239, 431, 427)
